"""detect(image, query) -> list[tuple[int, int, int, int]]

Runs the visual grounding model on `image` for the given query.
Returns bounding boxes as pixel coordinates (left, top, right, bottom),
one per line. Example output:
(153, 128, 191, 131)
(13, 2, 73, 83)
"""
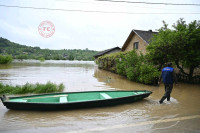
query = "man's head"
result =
(167, 62, 172, 67)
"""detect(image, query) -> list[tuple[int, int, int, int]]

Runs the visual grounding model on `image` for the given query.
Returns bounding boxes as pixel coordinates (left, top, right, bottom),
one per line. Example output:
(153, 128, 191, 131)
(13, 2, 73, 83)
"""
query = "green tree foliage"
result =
(68, 53, 75, 60)
(0, 37, 98, 61)
(116, 51, 160, 84)
(0, 55, 13, 64)
(97, 52, 121, 72)
(115, 53, 127, 76)
(98, 51, 160, 84)
(147, 18, 200, 79)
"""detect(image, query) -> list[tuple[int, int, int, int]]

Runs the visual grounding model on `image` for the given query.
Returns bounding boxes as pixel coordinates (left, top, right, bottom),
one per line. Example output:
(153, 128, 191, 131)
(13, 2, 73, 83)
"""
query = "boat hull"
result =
(1, 90, 152, 110)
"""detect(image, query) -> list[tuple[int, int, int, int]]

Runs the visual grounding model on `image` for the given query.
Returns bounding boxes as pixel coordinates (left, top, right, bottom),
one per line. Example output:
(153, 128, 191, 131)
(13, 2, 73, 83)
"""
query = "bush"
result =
(138, 64, 160, 84)
(0, 55, 12, 64)
(116, 53, 127, 76)
(118, 51, 160, 84)
(97, 52, 122, 72)
(39, 57, 45, 62)
(126, 65, 141, 81)
(97, 50, 160, 85)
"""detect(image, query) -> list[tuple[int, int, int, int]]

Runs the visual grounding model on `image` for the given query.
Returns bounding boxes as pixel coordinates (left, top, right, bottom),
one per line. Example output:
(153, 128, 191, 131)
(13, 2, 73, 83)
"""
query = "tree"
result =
(146, 21, 175, 70)
(173, 19, 200, 80)
(147, 18, 200, 80)
(68, 54, 74, 60)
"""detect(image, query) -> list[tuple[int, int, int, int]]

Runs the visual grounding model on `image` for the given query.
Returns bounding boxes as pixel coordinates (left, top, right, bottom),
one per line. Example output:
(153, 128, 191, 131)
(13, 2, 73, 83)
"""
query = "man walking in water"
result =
(158, 63, 177, 104)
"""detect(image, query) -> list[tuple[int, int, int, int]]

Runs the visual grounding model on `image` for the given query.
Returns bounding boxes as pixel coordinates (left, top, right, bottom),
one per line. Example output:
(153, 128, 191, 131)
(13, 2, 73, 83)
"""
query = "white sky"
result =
(0, 0, 200, 51)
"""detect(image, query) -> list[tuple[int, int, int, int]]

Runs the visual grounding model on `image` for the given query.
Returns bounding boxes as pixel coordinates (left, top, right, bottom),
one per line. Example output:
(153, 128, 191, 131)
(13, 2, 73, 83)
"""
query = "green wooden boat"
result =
(1, 90, 152, 110)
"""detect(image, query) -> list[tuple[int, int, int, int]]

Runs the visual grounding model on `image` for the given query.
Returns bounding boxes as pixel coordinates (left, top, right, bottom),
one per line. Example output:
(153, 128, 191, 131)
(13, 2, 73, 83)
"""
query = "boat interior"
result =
(8, 91, 146, 103)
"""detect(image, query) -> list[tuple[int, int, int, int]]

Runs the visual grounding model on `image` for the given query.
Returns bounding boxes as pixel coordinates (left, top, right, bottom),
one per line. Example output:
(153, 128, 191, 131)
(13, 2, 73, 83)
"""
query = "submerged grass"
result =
(0, 81, 64, 94)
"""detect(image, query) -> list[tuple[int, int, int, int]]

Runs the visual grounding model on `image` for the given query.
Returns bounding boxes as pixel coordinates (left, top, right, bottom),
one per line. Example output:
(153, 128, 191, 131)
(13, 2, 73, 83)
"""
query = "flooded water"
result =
(0, 60, 200, 133)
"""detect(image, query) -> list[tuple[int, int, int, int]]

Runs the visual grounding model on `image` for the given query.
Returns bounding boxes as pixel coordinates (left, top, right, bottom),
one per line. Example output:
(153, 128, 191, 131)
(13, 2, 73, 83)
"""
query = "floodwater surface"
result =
(0, 60, 200, 133)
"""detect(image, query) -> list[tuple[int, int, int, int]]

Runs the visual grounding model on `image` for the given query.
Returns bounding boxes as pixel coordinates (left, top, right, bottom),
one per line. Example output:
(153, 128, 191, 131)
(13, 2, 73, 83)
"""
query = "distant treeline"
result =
(0, 37, 98, 61)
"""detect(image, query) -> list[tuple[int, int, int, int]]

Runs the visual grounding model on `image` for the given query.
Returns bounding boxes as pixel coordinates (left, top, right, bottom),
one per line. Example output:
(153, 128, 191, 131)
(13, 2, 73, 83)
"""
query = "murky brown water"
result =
(0, 60, 200, 133)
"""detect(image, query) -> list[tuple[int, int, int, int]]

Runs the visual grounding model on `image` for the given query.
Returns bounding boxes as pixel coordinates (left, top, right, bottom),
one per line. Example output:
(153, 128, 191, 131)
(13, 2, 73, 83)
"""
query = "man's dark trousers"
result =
(160, 84, 173, 103)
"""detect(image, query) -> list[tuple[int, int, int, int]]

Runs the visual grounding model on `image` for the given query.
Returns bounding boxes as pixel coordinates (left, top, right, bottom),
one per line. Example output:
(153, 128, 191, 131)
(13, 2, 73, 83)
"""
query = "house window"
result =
(134, 42, 139, 50)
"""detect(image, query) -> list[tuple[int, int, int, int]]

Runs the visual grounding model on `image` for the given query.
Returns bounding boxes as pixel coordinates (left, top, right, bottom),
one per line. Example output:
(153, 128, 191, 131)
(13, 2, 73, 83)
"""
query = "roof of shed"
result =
(94, 47, 121, 58)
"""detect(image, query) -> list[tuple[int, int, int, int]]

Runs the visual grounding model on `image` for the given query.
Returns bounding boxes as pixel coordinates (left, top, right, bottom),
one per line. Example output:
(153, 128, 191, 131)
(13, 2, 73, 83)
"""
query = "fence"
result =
(176, 74, 200, 84)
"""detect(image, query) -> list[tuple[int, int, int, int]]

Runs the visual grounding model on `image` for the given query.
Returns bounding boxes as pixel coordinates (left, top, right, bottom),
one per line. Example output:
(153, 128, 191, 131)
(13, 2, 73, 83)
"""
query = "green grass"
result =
(0, 81, 65, 94)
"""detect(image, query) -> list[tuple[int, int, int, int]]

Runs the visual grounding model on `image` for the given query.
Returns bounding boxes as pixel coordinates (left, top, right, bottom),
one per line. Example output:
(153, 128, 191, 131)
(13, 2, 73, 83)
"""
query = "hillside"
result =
(0, 37, 98, 61)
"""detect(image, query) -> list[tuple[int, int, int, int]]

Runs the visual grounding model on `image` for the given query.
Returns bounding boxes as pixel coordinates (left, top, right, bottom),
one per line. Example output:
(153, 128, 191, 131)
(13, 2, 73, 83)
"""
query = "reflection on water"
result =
(94, 69, 151, 90)
(0, 60, 200, 133)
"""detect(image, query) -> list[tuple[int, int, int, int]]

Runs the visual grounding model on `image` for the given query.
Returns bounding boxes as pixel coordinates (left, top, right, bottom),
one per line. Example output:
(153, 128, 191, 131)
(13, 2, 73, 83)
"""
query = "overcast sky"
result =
(1, 0, 200, 51)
